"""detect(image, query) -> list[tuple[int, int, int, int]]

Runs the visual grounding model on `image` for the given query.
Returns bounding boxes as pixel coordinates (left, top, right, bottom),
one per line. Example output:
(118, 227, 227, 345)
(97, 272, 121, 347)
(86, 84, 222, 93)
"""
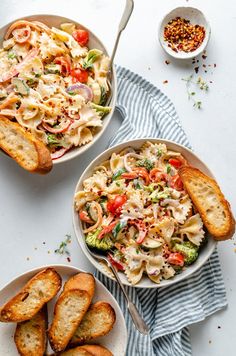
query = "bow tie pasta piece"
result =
(179, 214, 205, 246)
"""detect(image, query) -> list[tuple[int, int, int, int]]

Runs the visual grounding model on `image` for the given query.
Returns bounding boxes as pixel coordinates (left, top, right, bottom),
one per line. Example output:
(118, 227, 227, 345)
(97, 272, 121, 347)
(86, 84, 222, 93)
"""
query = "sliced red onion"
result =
(124, 152, 143, 172)
(51, 147, 68, 160)
(42, 119, 71, 134)
(66, 84, 93, 102)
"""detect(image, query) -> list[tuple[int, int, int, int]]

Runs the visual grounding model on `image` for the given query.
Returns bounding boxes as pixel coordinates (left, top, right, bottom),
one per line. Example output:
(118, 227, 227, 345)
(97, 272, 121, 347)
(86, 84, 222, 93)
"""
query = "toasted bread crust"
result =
(14, 306, 47, 356)
(48, 289, 91, 353)
(63, 273, 95, 303)
(0, 268, 61, 322)
(80, 345, 113, 356)
(0, 115, 52, 174)
(70, 301, 116, 346)
(179, 166, 235, 240)
(53, 347, 92, 355)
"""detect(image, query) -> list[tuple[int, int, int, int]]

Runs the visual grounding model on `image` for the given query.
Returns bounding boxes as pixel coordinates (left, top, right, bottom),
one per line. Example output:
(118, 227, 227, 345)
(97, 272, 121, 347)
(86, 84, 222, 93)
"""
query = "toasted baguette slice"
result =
(54, 345, 113, 356)
(53, 346, 92, 355)
(63, 273, 95, 303)
(48, 289, 91, 353)
(14, 305, 47, 356)
(179, 166, 235, 240)
(79, 345, 113, 356)
(70, 301, 116, 346)
(0, 115, 52, 174)
(0, 268, 61, 322)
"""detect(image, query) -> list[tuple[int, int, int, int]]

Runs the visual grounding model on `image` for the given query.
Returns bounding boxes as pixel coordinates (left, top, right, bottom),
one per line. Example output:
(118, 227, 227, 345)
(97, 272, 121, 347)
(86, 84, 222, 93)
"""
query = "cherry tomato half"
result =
(54, 56, 71, 76)
(72, 29, 89, 46)
(107, 195, 127, 216)
(71, 68, 89, 83)
(167, 252, 184, 266)
(169, 158, 182, 169)
(170, 174, 183, 191)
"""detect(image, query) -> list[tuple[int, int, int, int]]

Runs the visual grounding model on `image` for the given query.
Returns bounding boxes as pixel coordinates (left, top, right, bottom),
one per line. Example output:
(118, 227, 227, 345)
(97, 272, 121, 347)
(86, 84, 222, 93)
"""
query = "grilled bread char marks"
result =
(48, 273, 94, 353)
(54, 345, 113, 356)
(14, 305, 48, 356)
(70, 301, 116, 346)
(0, 268, 62, 322)
(0, 115, 52, 174)
(179, 166, 235, 240)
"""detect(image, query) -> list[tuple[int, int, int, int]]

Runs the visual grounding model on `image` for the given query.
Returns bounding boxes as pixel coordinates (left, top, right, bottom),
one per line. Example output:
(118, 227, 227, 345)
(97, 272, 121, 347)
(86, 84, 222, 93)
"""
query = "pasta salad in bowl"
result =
(73, 139, 217, 288)
(0, 15, 116, 163)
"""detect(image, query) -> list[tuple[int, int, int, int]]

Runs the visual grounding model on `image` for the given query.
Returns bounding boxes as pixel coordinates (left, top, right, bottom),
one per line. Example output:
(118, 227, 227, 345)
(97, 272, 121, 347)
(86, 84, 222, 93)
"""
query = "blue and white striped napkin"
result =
(96, 66, 227, 356)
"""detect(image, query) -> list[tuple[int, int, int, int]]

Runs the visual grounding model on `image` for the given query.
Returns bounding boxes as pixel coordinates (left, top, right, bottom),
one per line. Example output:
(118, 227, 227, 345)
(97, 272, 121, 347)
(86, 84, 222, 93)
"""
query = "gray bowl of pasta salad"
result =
(73, 138, 217, 288)
(0, 15, 117, 163)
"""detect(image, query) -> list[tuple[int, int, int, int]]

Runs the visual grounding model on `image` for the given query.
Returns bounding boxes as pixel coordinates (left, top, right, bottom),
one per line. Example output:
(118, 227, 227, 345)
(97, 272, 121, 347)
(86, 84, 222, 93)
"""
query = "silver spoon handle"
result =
(108, 262, 149, 335)
(110, 0, 134, 66)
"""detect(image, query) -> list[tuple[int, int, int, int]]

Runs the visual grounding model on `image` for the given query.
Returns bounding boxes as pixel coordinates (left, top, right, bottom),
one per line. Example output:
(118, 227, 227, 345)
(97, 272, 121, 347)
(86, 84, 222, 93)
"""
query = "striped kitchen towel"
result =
(96, 66, 227, 356)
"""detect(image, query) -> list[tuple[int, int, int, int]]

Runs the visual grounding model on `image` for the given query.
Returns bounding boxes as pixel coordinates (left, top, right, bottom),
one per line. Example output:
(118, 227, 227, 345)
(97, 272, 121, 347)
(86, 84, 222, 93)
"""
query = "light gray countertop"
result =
(0, 1, 235, 355)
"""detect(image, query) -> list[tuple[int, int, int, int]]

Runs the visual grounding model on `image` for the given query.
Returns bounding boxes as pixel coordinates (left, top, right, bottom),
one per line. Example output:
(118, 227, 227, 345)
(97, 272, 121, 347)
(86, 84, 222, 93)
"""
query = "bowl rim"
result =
(0, 264, 128, 355)
(0, 14, 117, 165)
(72, 137, 217, 289)
(158, 6, 211, 59)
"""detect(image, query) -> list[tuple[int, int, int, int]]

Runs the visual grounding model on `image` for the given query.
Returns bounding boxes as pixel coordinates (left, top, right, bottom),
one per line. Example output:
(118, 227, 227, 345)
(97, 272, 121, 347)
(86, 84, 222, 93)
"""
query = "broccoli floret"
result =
(90, 103, 111, 117)
(136, 158, 154, 171)
(174, 242, 198, 266)
(85, 229, 113, 251)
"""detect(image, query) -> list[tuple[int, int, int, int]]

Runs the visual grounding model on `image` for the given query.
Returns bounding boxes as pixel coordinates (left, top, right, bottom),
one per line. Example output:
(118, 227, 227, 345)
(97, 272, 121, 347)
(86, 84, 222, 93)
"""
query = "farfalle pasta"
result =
(74, 142, 207, 285)
(0, 20, 111, 159)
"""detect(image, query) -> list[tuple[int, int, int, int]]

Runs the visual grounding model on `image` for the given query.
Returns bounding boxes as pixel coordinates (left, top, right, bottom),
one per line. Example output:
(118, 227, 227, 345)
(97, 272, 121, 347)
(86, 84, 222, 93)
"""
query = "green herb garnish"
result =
(182, 74, 208, 109)
(166, 164, 171, 174)
(133, 179, 142, 190)
(112, 221, 127, 238)
(112, 168, 126, 181)
(136, 158, 154, 171)
(54, 235, 71, 256)
(8, 52, 16, 59)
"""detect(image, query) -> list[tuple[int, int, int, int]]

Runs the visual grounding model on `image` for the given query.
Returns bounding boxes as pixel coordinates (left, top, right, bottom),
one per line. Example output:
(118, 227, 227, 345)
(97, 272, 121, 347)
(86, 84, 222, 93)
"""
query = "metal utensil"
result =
(84, 244, 149, 335)
(110, 0, 134, 66)
(107, 0, 134, 104)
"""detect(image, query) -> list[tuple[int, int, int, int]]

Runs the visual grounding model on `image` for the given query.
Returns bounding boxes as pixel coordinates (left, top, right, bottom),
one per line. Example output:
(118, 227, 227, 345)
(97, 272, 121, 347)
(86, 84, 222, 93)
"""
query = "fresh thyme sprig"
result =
(55, 234, 71, 256)
(182, 74, 209, 109)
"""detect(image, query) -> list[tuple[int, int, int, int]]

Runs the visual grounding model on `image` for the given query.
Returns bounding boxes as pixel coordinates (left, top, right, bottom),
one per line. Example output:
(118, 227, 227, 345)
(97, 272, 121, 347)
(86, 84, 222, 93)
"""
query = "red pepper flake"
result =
(67, 257, 71, 262)
(165, 60, 170, 65)
(203, 64, 206, 68)
(164, 17, 205, 53)
(194, 66, 199, 74)
(202, 54, 207, 60)
(214, 63, 217, 67)
(163, 80, 168, 84)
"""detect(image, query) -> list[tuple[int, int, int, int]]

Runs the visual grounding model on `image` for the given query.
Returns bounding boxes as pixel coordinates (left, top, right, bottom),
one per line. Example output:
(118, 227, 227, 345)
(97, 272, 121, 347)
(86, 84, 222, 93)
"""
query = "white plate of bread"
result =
(0, 265, 127, 355)
(73, 138, 235, 288)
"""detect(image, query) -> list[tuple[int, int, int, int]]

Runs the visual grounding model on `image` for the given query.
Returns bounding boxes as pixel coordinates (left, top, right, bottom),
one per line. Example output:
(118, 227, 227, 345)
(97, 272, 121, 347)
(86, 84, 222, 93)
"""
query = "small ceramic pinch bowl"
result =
(159, 7, 211, 59)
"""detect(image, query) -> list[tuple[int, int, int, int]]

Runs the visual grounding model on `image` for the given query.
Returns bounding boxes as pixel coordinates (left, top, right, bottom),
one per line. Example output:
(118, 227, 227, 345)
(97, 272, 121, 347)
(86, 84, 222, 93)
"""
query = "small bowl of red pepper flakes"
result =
(159, 7, 211, 59)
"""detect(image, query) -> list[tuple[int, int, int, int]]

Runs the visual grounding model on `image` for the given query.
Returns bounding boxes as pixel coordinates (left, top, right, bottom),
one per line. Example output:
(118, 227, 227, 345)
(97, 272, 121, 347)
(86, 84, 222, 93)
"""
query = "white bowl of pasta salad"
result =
(73, 139, 217, 288)
(0, 15, 117, 163)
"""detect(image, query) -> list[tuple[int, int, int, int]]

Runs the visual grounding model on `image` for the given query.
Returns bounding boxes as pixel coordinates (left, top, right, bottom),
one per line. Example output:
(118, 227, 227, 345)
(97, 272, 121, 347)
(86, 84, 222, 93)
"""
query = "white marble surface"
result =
(0, 1, 235, 355)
